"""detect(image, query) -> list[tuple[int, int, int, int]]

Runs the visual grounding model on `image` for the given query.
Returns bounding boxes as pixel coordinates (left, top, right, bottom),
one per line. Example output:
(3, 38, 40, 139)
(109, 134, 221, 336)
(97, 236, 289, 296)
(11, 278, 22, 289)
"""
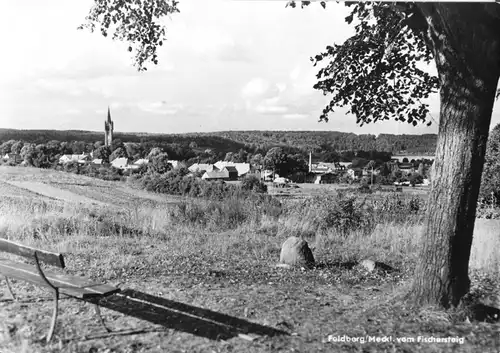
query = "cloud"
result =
(287, 63, 319, 97)
(276, 83, 287, 92)
(290, 65, 301, 81)
(33, 76, 118, 99)
(166, 23, 253, 63)
(216, 43, 253, 63)
(255, 105, 289, 115)
(137, 101, 184, 115)
(283, 113, 309, 120)
(65, 108, 82, 115)
(241, 78, 280, 100)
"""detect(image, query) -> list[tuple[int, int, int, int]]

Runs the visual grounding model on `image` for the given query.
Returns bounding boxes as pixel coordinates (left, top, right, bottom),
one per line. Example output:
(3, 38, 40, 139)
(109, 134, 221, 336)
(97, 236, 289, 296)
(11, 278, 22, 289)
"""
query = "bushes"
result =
(282, 191, 426, 237)
(317, 195, 375, 235)
(140, 168, 268, 201)
(241, 175, 267, 193)
(147, 153, 170, 174)
(168, 195, 280, 231)
(285, 194, 375, 236)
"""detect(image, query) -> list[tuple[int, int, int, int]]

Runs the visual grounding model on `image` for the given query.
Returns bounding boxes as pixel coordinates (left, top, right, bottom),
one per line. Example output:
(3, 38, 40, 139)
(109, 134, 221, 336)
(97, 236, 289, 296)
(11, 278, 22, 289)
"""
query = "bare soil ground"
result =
(0, 166, 181, 208)
(0, 166, 498, 353)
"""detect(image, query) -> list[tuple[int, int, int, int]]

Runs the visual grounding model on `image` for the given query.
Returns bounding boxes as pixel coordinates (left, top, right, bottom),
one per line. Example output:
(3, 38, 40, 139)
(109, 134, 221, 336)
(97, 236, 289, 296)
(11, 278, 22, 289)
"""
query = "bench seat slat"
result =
(0, 239, 65, 268)
(0, 259, 120, 298)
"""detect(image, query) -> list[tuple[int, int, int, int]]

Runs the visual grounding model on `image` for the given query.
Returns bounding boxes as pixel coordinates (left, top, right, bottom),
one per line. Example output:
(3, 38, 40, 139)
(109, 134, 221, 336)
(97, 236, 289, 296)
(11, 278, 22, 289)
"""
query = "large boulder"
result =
(279, 236, 315, 269)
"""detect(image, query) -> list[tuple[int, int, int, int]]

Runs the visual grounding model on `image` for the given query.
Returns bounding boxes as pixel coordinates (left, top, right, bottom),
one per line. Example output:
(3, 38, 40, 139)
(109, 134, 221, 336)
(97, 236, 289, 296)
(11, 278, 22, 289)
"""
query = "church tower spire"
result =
(104, 106, 114, 147)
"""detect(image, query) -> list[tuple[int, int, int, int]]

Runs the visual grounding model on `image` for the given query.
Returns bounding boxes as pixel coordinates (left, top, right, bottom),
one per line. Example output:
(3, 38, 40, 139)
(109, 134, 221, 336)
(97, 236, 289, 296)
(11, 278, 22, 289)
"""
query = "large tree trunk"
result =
(411, 4, 500, 308)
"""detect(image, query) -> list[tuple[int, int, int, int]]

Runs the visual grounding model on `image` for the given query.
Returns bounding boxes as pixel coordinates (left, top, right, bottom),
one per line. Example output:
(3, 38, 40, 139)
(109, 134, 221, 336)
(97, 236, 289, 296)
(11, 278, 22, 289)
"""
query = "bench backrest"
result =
(0, 238, 65, 268)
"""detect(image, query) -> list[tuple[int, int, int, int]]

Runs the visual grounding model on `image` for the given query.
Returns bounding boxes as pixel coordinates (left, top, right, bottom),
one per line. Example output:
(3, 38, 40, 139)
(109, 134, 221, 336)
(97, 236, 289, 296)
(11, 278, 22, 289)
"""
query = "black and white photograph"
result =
(0, 1, 499, 352)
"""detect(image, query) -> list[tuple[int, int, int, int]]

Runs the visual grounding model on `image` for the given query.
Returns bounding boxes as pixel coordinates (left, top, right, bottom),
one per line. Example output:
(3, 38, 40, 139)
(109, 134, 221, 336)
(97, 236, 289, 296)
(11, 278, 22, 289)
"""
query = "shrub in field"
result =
(317, 195, 374, 235)
(167, 193, 282, 230)
(357, 183, 372, 194)
(64, 161, 82, 174)
(285, 193, 374, 236)
(369, 193, 425, 224)
(171, 202, 209, 227)
(98, 166, 123, 181)
(241, 175, 267, 193)
(168, 198, 248, 230)
(29, 215, 80, 239)
(409, 173, 424, 186)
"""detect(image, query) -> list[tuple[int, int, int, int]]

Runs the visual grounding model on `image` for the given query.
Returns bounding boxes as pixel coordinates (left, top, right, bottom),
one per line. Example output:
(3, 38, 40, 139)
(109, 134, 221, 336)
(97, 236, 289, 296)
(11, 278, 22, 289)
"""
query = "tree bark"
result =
(411, 4, 500, 308)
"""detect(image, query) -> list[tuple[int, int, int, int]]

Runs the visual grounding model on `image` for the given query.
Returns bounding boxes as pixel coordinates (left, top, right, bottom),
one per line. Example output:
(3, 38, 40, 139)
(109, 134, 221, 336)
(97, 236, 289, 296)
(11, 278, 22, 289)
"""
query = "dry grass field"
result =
(0, 166, 499, 353)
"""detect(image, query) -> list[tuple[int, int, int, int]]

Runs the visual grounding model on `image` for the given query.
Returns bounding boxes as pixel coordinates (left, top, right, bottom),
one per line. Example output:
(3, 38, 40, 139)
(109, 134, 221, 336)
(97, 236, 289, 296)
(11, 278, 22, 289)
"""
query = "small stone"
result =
(359, 259, 376, 272)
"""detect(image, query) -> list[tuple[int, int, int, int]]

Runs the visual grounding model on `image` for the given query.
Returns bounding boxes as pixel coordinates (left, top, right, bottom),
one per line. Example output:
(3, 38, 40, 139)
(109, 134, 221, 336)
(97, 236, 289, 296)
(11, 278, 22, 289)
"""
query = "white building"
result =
(214, 161, 251, 177)
(111, 157, 129, 169)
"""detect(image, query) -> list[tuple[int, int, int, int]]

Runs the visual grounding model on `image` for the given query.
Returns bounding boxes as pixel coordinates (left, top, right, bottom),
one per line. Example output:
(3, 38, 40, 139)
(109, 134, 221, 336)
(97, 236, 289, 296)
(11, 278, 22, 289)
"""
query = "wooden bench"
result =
(0, 238, 120, 342)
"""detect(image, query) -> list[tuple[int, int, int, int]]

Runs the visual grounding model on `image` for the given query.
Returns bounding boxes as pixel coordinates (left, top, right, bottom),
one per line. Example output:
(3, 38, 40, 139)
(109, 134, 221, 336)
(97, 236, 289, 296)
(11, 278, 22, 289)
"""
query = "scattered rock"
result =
(279, 236, 315, 269)
(359, 259, 376, 272)
(358, 259, 397, 273)
(274, 263, 292, 269)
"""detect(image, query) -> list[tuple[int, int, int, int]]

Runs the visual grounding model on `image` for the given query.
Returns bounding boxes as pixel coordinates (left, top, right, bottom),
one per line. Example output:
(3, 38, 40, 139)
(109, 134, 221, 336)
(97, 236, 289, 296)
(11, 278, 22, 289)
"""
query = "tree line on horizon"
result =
(0, 128, 437, 156)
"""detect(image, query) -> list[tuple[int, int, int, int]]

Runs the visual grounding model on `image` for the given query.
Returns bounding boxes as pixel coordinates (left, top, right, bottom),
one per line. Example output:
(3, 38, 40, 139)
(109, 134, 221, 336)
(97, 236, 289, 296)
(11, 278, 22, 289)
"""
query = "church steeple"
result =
(104, 106, 114, 147)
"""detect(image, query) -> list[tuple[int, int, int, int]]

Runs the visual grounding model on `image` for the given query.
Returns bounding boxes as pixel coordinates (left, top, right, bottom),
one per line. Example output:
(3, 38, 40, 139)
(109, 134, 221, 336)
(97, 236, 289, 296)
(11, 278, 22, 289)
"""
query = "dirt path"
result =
(5, 180, 108, 206)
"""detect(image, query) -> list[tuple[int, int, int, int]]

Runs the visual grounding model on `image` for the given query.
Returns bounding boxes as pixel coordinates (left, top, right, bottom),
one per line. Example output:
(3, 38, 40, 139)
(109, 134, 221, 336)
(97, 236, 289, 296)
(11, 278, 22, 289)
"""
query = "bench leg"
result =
(4, 277, 16, 301)
(46, 289, 59, 343)
(94, 301, 111, 333)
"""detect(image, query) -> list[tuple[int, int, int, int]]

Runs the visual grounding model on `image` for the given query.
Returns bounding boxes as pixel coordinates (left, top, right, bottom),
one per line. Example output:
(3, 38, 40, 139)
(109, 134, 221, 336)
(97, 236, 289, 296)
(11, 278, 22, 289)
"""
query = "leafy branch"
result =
(288, 1, 439, 127)
(78, 0, 180, 71)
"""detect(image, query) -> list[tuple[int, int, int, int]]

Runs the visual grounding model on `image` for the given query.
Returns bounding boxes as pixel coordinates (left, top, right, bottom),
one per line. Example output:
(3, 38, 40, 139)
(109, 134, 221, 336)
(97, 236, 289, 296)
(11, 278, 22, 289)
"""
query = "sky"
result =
(1, 0, 499, 136)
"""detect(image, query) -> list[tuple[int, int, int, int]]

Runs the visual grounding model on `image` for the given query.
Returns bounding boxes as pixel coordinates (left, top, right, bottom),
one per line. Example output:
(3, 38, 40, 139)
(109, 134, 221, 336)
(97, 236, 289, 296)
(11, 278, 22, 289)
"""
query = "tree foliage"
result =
(79, 0, 180, 71)
(93, 146, 111, 162)
(109, 147, 127, 161)
(148, 152, 171, 174)
(241, 175, 267, 193)
(479, 123, 500, 206)
(263, 147, 288, 175)
(290, 2, 439, 127)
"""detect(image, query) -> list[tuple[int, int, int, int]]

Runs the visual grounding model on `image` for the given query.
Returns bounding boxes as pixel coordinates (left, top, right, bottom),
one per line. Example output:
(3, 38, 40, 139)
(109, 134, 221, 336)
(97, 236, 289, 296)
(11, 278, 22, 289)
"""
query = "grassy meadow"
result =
(0, 166, 499, 353)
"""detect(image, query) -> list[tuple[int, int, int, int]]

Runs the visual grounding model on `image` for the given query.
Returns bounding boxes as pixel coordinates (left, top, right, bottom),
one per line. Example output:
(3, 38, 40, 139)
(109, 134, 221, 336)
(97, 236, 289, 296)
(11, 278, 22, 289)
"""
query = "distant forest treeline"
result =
(0, 129, 437, 156)
(202, 131, 437, 154)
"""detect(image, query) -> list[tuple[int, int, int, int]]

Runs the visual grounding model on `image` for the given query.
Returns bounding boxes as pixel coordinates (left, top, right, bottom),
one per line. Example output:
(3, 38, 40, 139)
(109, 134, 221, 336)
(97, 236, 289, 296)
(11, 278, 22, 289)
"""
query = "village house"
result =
(398, 163, 415, 175)
(201, 169, 229, 181)
(168, 160, 181, 169)
(309, 163, 332, 174)
(188, 163, 217, 174)
(347, 168, 363, 180)
(59, 153, 91, 165)
(338, 162, 351, 170)
(134, 158, 149, 166)
(307, 152, 349, 184)
(2, 153, 22, 163)
(91, 158, 103, 166)
(214, 161, 251, 178)
(110, 157, 129, 169)
(223, 166, 239, 181)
